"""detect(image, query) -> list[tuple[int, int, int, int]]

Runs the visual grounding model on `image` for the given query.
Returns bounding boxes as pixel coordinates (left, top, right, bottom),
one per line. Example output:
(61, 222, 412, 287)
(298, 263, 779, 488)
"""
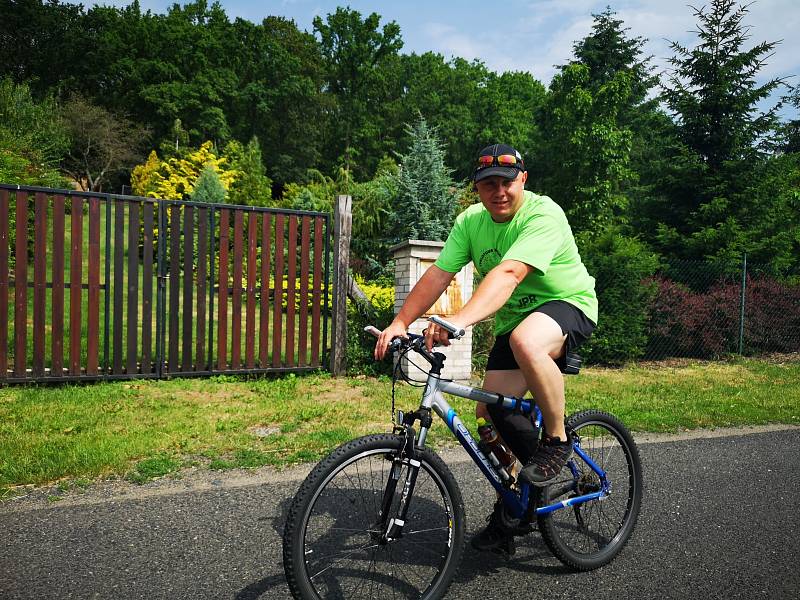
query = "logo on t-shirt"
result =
(478, 248, 502, 275)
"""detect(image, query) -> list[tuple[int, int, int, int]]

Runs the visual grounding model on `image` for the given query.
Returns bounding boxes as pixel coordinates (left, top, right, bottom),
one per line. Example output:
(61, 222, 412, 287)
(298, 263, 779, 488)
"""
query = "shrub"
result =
(471, 316, 495, 374)
(644, 273, 800, 358)
(740, 276, 800, 353)
(345, 277, 395, 375)
(192, 165, 227, 204)
(645, 276, 736, 358)
(578, 229, 660, 364)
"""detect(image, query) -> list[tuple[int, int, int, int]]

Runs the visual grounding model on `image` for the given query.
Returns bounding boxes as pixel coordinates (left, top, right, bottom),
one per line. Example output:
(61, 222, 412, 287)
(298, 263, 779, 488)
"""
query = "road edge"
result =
(2, 424, 797, 513)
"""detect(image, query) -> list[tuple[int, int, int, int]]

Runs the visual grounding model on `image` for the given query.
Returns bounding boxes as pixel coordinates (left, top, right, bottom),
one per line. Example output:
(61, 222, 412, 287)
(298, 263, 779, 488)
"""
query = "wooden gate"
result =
(0, 184, 331, 383)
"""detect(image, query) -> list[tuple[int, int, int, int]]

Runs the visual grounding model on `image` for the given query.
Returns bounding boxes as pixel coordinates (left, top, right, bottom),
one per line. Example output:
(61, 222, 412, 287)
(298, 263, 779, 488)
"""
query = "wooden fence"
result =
(0, 184, 331, 383)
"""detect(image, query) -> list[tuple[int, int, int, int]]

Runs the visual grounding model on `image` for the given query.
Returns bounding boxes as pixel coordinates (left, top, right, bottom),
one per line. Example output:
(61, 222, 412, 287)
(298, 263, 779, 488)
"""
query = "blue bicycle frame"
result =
(415, 375, 609, 520)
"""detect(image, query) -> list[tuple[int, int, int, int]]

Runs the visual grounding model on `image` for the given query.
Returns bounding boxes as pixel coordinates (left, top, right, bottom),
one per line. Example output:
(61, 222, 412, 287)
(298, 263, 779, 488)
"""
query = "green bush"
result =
(578, 228, 660, 364)
(471, 316, 495, 374)
(346, 278, 395, 375)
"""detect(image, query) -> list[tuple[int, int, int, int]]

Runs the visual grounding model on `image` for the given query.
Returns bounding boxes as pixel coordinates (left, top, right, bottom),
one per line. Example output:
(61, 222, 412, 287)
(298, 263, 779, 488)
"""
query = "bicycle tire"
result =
(283, 434, 466, 600)
(537, 410, 643, 571)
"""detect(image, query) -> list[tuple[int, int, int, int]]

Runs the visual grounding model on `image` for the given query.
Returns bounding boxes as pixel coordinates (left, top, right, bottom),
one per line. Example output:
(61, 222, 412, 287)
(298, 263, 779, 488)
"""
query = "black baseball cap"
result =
(473, 143, 525, 182)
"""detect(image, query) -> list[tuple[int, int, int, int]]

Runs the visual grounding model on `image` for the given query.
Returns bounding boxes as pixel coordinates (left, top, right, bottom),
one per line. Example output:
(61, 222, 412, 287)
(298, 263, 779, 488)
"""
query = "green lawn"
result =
(1, 355, 798, 498)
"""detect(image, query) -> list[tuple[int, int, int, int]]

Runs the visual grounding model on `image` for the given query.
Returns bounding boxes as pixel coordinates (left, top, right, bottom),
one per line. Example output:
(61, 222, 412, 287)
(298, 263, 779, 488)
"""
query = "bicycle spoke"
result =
(289, 439, 460, 599)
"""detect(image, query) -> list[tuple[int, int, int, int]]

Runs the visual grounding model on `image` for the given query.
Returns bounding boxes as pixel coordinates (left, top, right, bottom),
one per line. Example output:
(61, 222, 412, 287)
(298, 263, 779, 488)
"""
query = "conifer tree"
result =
(653, 0, 786, 260)
(390, 116, 457, 243)
(192, 165, 227, 204)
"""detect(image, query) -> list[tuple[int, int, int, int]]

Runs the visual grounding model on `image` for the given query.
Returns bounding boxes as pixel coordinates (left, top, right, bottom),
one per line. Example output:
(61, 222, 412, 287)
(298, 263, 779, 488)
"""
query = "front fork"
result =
(376, 409, 430, 542)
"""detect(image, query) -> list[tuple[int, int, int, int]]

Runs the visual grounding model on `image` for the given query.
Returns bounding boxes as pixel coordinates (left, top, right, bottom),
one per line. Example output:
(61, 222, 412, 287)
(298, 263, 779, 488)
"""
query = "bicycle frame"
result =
(412, 373, 609, 521)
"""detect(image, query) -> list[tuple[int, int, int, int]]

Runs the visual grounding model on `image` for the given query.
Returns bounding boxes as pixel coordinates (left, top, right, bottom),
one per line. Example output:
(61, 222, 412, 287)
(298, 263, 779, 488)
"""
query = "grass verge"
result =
(1, 355, 798, 497)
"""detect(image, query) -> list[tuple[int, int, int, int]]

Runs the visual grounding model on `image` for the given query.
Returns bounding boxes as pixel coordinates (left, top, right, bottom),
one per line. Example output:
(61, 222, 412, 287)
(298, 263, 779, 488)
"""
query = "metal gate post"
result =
(738, 252, 747, 355)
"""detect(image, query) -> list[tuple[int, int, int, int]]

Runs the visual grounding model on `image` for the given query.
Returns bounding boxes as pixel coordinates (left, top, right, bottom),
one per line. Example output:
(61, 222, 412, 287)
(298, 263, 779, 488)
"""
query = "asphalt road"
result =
(1, 428, 798, 599)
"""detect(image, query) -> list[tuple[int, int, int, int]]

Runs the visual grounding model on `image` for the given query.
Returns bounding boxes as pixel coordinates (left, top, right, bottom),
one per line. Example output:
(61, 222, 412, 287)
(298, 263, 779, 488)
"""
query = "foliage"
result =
(646, 277, 731, 358)
(1, 0, 798, 307)
(647, 274, 800, 358)
(732, 153, 800, 277)
(60, 93, 150, 191)
(224, 137, 272, 206)
(578, 229, 660, 363)
(780, 85, 800, 153)
(355, 277, 395, 314)
(390, 116, 458, 243)
(349, 163, 397, 275)
(231, 16, 326, 186)
(131, 141, 237, 200)
(533, 63, 634, 234)
(649, 0, 787, 262)
(345, 277, 395, 376)
(280, 162, 397, 277)
(0, 77, 70, 267)
(313, 6, 404, 179)
(191, 165, 226, 204)
(569, 7, 658, 124)
(0, 77, 69, 186)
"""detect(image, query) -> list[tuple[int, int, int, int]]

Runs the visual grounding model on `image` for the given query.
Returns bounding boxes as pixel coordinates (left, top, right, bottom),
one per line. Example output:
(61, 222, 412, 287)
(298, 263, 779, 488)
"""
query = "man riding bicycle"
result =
(374, 143, 598, 552)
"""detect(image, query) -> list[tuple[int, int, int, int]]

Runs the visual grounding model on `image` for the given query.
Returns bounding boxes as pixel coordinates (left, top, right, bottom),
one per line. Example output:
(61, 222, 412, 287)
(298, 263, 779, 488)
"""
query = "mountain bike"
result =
(283, 316, 643, 600)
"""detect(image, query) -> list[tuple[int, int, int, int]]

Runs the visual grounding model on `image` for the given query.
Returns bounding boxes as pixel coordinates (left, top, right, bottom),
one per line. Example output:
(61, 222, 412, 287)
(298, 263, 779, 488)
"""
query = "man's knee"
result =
(509, 332, 560, 365)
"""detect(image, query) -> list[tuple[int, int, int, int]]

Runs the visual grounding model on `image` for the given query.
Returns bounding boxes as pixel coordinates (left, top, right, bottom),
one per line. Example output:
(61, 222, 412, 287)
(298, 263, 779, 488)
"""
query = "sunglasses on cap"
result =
(476, 154, 524, 169)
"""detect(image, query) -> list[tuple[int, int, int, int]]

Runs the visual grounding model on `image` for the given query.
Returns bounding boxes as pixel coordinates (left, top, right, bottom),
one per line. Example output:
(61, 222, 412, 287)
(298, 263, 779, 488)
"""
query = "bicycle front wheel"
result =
(537, 410, 643, 571)
(283, 434, 465, 600)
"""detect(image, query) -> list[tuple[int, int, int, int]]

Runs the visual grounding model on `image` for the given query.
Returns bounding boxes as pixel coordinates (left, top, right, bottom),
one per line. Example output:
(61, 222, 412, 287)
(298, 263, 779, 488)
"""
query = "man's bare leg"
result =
(508, 312, 568, 441)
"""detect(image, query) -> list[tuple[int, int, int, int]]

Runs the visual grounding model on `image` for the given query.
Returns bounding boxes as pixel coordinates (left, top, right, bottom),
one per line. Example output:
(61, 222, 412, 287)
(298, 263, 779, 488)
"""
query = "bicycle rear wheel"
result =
(283, 434, 465, 600)
(537, 410, 642, 571)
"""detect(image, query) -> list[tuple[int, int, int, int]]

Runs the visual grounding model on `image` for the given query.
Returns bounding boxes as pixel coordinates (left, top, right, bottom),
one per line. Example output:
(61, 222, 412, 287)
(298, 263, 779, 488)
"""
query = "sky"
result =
(95, 0, 799, 115)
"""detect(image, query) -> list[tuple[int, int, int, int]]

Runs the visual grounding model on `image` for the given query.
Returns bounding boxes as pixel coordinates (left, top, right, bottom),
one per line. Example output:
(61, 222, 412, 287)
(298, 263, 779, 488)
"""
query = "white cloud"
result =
(421, 22, 482, 61)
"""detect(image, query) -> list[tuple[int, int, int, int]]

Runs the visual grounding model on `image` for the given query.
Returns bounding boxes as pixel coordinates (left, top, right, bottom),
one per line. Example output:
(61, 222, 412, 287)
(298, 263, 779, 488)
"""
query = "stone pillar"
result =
(391, 240, 473, 382)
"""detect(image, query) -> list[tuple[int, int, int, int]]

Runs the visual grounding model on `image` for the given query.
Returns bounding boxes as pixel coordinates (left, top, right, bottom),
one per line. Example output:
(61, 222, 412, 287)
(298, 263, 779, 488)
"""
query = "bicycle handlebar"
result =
(365, 316, 464, 356)
(427, 315, 466, 339)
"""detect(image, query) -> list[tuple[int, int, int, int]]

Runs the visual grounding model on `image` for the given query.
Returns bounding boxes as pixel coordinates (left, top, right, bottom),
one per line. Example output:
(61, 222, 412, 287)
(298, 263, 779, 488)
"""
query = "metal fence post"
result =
(738, 252, 747, 355)
(330, 195, 352, 375)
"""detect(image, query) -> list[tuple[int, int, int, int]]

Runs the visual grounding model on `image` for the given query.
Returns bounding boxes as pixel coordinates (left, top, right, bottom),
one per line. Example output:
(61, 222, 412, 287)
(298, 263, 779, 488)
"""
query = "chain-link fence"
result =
(645, 255, 800, 360)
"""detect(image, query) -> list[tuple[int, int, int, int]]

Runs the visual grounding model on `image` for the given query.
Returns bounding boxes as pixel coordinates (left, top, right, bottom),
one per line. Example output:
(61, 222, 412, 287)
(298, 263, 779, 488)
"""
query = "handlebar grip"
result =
(364, 325, 382, 338)
(427, 315, 465, 339)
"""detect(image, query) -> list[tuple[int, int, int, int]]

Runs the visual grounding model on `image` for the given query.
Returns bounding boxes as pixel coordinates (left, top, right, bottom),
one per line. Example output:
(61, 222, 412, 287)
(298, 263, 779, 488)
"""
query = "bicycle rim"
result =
(297, 445, 458, 599)
(537, 410, 642, 570)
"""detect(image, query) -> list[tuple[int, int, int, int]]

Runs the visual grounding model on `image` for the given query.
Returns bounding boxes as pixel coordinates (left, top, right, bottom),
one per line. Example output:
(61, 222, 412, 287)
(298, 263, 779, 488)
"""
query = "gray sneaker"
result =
(519, 434, 573, 487)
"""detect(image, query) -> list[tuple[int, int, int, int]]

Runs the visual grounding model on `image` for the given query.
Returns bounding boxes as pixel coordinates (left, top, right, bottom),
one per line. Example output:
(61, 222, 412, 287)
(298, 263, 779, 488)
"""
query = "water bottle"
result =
(476, 417, 515, 479)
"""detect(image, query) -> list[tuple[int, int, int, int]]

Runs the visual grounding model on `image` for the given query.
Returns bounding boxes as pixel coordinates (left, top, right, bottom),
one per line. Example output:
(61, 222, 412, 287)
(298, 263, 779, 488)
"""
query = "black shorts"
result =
(486, 300, 595, 371)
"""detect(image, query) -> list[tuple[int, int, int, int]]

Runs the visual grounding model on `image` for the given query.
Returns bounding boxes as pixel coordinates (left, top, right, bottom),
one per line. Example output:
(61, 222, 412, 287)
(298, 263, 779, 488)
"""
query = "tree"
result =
(60, 94, 150, 191)
(652, 0, 787, 261)
(390, 116, 458, 243)
(780, 85, 800, 154)
(570, 7, 656, 119)
(0, 0, 85, 95)
(314, 7, 404, 179)
(532, 64, 634, 233)
(224, 137, 272, 206)
(231, 16, 326, 188)
(0, 77, 70, 267)
(470, 70, 547, 179)
(0, 77, 69, 186)
(159, 118, 191, 159)
(131, 141, 237, 199)
(192, 165, 226, 203)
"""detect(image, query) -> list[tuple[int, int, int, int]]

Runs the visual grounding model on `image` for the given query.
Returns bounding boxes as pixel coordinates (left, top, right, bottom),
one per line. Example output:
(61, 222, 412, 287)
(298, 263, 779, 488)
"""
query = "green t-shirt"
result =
(434, 191, 598, 335)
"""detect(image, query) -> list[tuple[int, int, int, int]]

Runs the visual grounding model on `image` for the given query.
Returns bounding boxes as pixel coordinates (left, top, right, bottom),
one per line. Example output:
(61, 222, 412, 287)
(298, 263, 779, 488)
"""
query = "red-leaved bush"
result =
(645, 275, 800, 358)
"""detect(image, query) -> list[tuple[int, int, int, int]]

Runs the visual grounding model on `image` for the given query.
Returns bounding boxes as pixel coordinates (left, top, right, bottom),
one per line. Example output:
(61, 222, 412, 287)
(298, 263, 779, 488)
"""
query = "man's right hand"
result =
(374, 320, 408, 361)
